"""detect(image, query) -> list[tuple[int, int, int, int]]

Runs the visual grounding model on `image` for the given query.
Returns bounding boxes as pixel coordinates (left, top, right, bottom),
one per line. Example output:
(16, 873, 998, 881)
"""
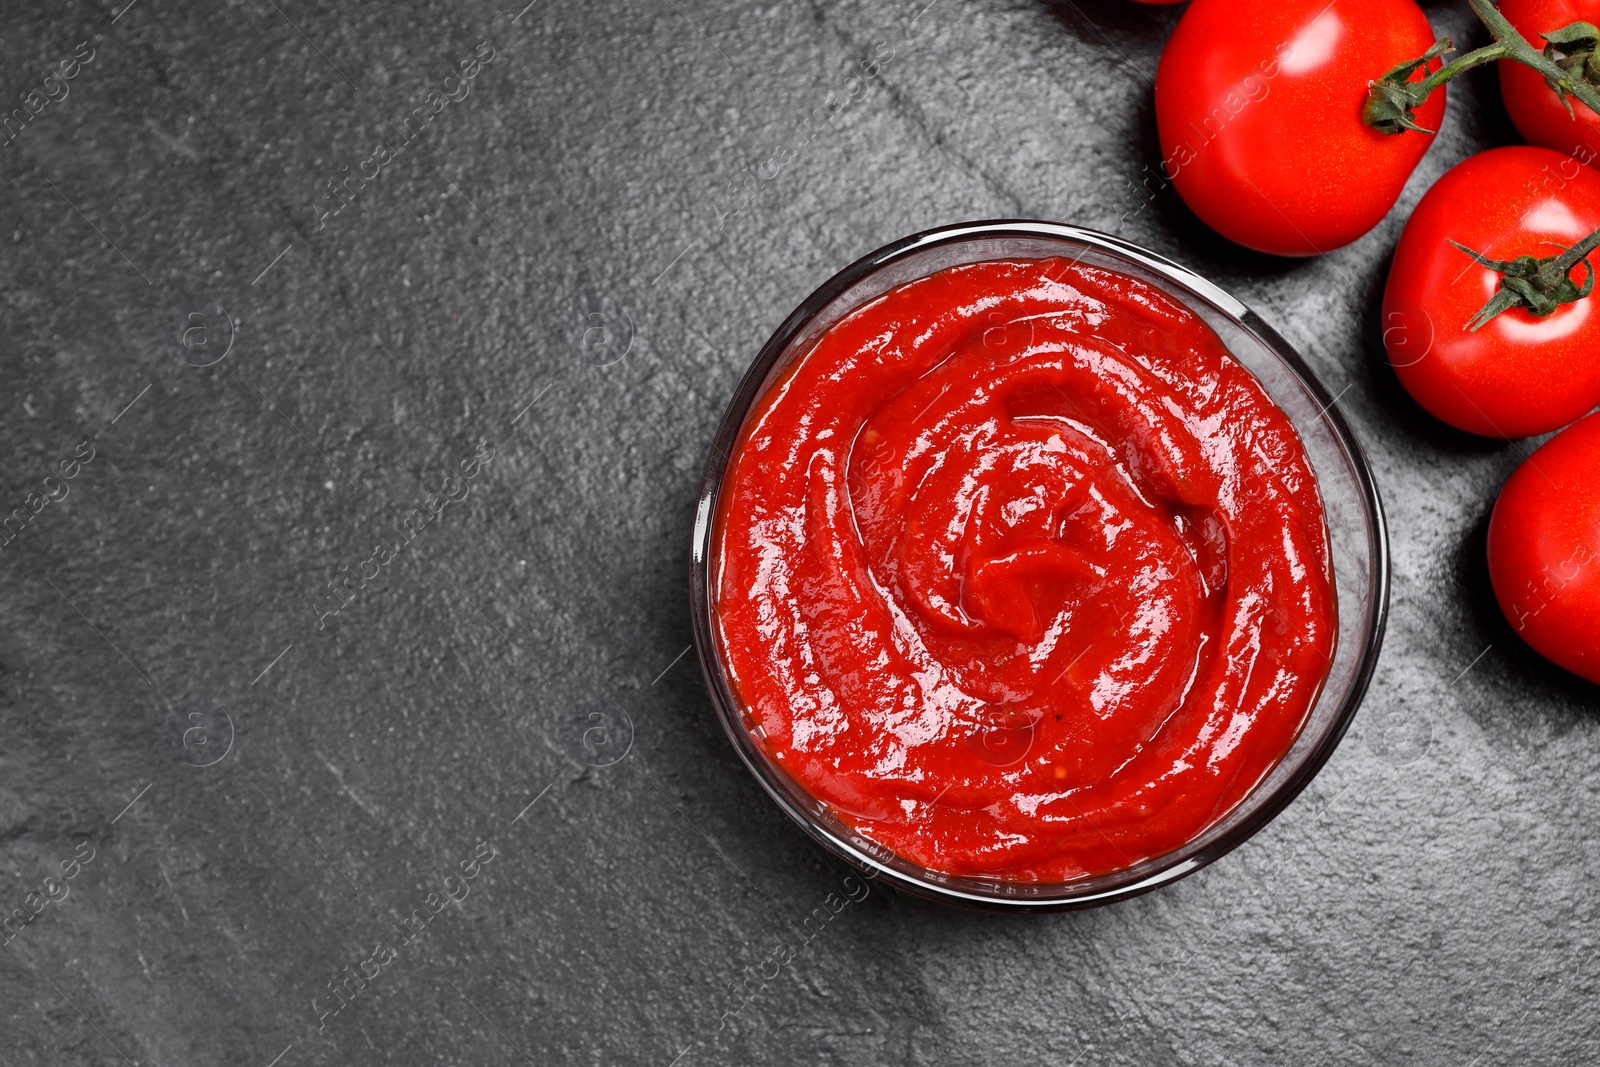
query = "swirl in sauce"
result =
(713, 258, 1335, 881)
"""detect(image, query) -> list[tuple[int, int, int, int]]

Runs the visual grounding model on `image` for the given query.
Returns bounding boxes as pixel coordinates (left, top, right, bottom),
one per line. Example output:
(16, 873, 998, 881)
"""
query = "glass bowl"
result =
(688, 221, 1390, 911)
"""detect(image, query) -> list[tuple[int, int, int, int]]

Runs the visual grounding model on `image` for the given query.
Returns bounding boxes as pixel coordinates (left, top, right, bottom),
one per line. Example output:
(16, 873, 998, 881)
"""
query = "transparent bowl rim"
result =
(688, 220, 1391, 911)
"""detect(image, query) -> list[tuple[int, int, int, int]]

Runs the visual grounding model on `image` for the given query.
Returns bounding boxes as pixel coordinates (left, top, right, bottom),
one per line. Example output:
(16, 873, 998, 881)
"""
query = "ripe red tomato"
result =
(1488, 410, 1600, 684)
(1499, 0, 1600, 168)
(1154, 0, 1444, 256)
(1382, 146, 1600, 438)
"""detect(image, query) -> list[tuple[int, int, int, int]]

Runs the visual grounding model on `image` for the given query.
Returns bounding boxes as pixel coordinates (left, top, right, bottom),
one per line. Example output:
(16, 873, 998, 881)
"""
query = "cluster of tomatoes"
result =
(1129, 0, 1600, 684)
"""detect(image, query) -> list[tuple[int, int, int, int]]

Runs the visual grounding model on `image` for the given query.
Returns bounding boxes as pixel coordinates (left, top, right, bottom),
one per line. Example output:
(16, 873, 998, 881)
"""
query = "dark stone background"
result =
(1, 0, 1596, 1063)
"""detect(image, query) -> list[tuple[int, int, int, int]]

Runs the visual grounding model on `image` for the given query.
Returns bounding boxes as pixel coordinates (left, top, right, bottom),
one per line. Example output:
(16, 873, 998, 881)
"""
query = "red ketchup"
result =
(713, 258, 1336, 882)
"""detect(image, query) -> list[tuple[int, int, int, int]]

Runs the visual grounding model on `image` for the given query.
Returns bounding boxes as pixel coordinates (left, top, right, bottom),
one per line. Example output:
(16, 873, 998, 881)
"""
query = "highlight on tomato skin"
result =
(1153, 0, 1446, 257)
(1488, 410, 1600, 685)
(1381, 146, 1600, 438)
(1498, 0, 1600, 168)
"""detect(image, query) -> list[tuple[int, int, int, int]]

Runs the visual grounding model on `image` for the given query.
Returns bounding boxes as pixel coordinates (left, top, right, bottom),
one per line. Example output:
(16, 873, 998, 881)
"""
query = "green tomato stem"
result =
(1364, 1, 1600, 135)
(1413, 42, 1512, 94)
(1453, 225, 1600, 331)
(1470, 0, 1600, 114)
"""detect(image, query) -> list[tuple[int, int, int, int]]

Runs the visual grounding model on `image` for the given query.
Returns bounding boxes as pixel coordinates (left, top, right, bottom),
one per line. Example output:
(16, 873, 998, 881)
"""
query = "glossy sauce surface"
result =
(713, 258, 1336, 881)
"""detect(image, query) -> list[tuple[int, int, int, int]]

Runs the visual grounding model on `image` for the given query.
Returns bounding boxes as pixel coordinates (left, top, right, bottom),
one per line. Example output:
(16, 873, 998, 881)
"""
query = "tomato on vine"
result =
(1382, 146, 1600, 438)
(1154, 0, 1446, 257)
(1498, 0, 1600, 166)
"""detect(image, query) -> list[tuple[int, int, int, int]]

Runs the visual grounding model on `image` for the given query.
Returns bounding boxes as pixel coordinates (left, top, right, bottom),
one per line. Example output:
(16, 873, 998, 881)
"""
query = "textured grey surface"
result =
(1, 0, 1597, 1064)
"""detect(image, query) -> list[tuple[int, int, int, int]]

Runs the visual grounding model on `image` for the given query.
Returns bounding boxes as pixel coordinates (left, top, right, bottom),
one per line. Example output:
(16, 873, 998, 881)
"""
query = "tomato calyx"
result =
(1364, 0, 1600, 136)
(1451, 226, 1600, 330)
(1536, 22, 1600, 118)
(1364, 39, 1454, 134)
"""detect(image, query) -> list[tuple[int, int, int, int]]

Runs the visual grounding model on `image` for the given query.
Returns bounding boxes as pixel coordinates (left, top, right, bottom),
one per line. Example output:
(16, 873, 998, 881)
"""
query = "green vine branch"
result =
(1364, 0, 1600, 135)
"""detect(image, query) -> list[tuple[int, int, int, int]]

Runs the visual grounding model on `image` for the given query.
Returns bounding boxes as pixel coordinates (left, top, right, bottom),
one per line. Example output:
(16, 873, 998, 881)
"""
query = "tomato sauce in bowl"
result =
(692, 223, 1386, 908)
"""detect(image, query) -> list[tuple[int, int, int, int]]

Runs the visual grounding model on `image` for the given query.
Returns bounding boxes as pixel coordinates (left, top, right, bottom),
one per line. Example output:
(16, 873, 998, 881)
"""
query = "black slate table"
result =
(2, 1, 1597, 1063)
